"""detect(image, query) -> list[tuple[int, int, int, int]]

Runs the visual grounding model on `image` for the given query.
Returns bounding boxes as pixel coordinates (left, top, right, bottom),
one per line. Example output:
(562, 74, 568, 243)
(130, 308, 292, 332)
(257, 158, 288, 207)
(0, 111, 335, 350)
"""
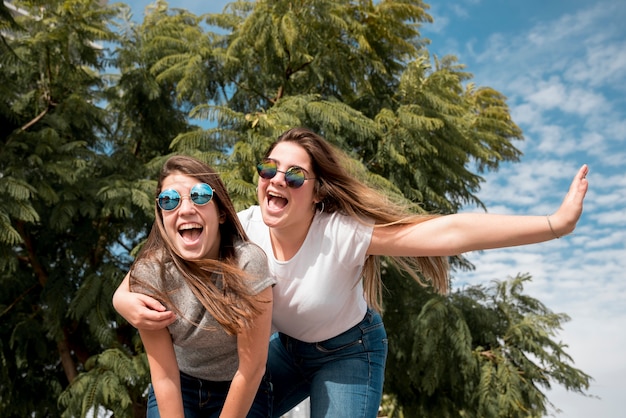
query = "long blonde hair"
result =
(267, 128, 449, 312)
(129, 155, 266, 334)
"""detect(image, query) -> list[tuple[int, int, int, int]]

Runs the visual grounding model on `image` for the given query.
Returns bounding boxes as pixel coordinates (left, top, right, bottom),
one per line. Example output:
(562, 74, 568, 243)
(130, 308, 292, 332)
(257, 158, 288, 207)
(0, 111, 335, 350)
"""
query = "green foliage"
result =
(58, 348, 150, 418)
(0, 0, 590, 416)
(383, 273, 592, 417)
(161, 1, 523, 216)
(0, 0, 183, 416)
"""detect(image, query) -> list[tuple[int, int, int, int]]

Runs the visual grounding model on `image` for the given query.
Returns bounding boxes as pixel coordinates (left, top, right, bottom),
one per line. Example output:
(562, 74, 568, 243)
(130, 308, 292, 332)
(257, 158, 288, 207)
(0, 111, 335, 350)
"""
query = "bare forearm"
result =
(151, 378, 185, 418)
(220, 287, 273, 417)
(141, 329, 184, 417)
(112, 274, 176, 330)
(219, 366, 266, 417)
(438, 212, 568, 254)
(371, 212, 566, 257)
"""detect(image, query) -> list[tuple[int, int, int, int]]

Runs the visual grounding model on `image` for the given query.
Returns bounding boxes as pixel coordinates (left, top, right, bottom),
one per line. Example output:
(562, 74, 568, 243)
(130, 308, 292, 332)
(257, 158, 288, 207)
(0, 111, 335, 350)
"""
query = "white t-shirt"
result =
(238, 206, 374, 342)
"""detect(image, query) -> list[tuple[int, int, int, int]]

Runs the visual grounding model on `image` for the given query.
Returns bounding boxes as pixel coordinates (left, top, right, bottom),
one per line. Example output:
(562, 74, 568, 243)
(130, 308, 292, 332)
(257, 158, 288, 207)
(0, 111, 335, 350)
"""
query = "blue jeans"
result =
(268, 308, 388, 418)
(146, 370, 272, 417)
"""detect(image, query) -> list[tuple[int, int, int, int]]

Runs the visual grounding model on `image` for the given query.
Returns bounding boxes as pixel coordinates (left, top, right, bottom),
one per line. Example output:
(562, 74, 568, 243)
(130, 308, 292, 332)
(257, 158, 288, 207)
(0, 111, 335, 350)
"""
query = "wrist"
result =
(546, 215, 560, 239)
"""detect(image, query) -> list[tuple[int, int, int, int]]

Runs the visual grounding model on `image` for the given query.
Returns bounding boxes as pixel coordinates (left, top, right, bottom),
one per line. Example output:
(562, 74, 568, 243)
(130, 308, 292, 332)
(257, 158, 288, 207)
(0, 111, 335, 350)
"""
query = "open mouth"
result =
(268, 192, 288, 210)
(179, 223, 203, 241)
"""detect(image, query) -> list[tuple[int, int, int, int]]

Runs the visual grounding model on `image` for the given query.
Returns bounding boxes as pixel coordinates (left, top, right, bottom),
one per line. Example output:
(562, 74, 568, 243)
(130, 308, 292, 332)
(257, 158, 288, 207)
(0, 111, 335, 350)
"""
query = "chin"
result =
(260, 208, 283, 223)
(174, 245, 204, 260)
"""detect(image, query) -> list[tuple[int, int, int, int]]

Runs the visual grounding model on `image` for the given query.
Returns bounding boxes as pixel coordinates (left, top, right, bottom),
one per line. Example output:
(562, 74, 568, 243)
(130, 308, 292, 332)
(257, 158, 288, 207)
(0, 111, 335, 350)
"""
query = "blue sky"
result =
(125, 2, 626, 417)
(425, 2, 625, 417)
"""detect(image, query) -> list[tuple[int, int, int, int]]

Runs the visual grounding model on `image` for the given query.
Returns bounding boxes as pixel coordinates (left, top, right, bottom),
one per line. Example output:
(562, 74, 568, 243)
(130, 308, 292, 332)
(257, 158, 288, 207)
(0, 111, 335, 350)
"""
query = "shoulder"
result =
(320, 211, 373, 236)
(235, 240, 267, 265)
(237, 205, 262, 224)
(238, 206, 268, 242)
(132, 254, 160, 279)
(234, 240, 275, 292)
(312, 212, 373, 260)
(133, 247, 169, 272)
(235, 240, 269, 275)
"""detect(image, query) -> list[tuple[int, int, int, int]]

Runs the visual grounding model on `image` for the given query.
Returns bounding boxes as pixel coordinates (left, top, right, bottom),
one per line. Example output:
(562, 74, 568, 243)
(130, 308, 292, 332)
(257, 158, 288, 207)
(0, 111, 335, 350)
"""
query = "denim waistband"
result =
(179, 370, 232, 391)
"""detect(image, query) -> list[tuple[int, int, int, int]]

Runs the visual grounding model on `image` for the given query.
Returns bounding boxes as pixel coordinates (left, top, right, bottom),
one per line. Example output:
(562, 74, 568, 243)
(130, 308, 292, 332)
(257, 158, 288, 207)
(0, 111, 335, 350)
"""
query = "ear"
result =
(219, 213, 226, 224)
(313, 179, 325, 202)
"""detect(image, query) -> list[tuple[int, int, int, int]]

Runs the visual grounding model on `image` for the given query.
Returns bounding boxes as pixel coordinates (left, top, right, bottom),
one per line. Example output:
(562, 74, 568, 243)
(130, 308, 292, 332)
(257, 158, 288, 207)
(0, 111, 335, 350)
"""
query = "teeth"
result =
(179, 223, 202, 231)
(268, 191, 285, 198)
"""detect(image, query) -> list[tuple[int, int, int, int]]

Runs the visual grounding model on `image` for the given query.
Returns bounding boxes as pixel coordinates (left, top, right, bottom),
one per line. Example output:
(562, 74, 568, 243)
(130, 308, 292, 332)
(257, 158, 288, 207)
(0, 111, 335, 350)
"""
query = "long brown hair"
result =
(129, 155, 266, 334)
(267, 128, 449, 311)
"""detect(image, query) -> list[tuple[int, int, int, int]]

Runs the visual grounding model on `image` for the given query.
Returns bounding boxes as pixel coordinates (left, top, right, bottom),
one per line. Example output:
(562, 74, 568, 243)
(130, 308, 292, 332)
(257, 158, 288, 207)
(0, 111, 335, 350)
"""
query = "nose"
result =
(270, 169, 288, 187)
(177, 196, 196, 213)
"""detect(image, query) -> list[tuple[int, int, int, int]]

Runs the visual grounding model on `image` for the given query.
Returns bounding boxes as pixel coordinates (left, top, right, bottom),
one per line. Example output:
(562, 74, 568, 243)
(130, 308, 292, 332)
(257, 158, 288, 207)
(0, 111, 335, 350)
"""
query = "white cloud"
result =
(520, 78, 606, 118)
(526, 80, 568, 110)
(450, 6, 626, 414)
(511, 102, 542, 126)
(602, 118, 626, 142)
(424, 4, 451, 36)
(449, 4, 469, 19)
(565, 41, 626, 88)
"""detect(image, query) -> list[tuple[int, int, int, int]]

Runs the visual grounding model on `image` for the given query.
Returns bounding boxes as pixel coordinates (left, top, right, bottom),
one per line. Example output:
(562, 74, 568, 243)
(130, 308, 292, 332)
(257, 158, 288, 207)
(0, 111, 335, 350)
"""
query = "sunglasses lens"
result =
(285, 167, 306, 188)
(257, 160, 277, 180)
(190, 183, 213, 205)
(158, 189, 181, 211)
(256, 159, 311, 188)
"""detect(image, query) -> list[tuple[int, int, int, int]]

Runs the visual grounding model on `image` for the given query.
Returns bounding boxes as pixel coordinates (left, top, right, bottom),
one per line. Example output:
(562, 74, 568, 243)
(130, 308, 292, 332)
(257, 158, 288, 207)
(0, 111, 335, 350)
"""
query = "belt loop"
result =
(365, 308, 373, 323)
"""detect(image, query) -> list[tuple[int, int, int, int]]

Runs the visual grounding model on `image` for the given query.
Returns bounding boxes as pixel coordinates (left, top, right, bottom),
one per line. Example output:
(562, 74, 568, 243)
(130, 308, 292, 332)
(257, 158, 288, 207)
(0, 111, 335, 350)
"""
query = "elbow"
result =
(250, 361, 267, 384)
(111, 289, 120, 312)
(240, 358, 267, 386)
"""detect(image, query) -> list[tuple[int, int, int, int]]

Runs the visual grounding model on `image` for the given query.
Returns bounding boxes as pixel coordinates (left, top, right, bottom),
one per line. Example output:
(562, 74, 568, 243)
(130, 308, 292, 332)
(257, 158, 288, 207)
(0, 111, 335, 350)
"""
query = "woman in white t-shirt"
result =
(114, 128, 588, 418)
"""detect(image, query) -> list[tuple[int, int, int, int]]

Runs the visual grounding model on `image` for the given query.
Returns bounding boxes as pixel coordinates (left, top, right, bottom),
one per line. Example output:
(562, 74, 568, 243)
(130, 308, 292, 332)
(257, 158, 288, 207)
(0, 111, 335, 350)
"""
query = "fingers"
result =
(127, 293, 176, 330)
(555, 164, 588, 236)
(580, 163, 589, 178)
(141, 313, 177, 330)
(570, 164, 589, 200)
(577, 163, 589, 185)
(134, 309, 176, 330)
(139, 294, 168, 312)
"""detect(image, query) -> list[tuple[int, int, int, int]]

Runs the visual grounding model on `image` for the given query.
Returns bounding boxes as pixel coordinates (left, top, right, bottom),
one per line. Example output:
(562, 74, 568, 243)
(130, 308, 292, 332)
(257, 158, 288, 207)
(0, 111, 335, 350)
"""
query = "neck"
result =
(269, 213, 315, 261)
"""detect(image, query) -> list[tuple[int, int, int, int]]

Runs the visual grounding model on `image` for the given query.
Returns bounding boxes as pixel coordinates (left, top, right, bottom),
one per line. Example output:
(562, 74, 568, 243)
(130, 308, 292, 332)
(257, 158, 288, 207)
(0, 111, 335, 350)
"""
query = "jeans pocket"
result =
(315, 336, 363, 353)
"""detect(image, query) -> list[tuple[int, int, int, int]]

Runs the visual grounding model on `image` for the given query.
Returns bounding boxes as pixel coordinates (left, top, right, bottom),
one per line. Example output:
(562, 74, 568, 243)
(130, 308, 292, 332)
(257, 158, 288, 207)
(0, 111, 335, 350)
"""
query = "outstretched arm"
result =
(368, 164, 589, 257)
(112, 274, 176, 330)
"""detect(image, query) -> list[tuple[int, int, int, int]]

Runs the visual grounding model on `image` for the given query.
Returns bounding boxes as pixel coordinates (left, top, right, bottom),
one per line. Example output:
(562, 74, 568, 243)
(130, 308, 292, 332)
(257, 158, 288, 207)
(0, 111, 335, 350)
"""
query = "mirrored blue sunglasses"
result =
(157, 183, 214, 211)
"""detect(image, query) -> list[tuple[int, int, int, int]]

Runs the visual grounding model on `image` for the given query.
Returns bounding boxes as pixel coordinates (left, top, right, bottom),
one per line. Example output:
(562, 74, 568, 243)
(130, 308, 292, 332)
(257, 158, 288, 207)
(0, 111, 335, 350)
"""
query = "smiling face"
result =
(258, 141, 318, 234)
(160, 172, 222, 261)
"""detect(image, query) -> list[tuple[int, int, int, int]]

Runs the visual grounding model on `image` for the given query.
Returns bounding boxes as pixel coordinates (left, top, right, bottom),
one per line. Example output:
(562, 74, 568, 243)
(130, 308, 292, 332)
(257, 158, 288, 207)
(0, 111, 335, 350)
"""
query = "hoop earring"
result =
(318, 201, 325, 213)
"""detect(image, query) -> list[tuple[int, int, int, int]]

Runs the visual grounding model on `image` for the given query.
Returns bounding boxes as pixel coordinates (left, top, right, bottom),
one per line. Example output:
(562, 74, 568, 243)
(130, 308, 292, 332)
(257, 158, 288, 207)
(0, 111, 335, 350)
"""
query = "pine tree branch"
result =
(16, 220, 48, 286)
(0, 282, 38, 318)
(19, 106, 49, 132)
(58, 335, 78, 383)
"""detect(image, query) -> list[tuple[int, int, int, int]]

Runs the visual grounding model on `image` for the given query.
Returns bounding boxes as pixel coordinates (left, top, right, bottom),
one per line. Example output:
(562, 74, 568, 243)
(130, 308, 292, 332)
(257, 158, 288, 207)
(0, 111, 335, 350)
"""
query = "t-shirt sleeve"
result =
(237, 206, 254, 229)
(330, 213, 374, 267)
(236, 241, 274, 294)
(129, 259, 161, 296)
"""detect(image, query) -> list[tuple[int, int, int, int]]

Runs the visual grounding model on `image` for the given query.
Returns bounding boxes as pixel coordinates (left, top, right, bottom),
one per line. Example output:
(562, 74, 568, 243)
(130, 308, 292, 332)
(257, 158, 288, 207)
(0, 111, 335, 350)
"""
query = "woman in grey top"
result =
(124, 156, 274, 417)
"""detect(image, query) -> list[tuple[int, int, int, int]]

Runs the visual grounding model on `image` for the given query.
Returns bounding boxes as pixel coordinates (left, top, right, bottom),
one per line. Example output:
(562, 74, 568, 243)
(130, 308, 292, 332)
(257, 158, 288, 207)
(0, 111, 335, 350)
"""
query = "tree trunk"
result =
(58, 337, 78, 383)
